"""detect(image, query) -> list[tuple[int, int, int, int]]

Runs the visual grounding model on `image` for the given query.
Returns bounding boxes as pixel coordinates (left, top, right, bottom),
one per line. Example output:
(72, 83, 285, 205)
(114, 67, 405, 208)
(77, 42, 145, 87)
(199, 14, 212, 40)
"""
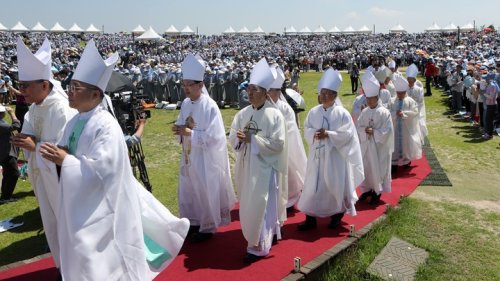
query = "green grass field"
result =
(1, 72, 499, 280)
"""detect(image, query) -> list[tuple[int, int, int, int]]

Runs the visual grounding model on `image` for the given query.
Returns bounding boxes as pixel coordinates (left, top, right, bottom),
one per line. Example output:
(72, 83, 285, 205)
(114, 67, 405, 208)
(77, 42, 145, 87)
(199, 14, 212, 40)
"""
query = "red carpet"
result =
(0, 155, 431, 281)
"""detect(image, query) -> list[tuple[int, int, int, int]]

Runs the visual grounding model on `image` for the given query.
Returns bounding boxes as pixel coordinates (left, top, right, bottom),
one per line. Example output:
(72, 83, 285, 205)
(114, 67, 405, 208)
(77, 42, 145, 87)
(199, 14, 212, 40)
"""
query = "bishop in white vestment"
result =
(229, 58, 288, 263)
(40, 40, 189, 281)
(356, 72, 394, 204)
(173, 54, 236, 243)
(297, 69, 364, 230)
(406, 64, 428, 144)
(11, 38, 76, 271)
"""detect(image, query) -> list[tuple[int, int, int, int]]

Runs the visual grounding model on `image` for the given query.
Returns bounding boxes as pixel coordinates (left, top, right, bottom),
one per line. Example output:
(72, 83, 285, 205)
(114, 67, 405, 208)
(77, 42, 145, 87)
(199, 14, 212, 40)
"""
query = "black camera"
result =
(109, 91, 150, 135)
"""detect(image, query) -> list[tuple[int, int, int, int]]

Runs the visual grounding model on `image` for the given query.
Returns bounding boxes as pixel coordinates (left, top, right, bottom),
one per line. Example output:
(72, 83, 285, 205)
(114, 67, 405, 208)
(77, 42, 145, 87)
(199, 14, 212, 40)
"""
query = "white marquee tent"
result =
(50, 22, 66, 32)
(238, 26, 250, 35)
(0, 22, 7, 31)
(425, 22, 442, 33)
(68, 23, 84, 33)
(442, 23, 458, 33)
(343, 26, 355, 34)
(358, 25, 371, 34)
(86, 24, 101, 33)
(165, 25, 180, 36)
(461, 23, 474, 32)
(136, 26, 163, 41)
(285, 26, 297, 35)
(180, 25, 195, 35)
(299, 26, 312, 36)
(329, 26, 341, 34)
(314, 25, 327, 34)
(132, 24, 145, 34)
(223, 26, 236, 35)
(389, 24, 407, 34)
(31, 22, 48, 32)
(11, 21, 29, 32)
(252, 26, 265, 35)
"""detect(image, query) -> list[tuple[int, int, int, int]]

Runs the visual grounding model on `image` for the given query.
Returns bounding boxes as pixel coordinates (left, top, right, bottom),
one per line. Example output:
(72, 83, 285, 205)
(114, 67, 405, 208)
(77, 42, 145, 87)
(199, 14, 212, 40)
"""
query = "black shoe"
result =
(328, 213, 344, 229)
(190, 232, 213, 243)
(187, 225, 200, 237)
(404, 161, 412, 168)
(243, 253, 263, 264)
(358, 191, 372, 201)
(391, 165, 398, 174)
(297, 216, 317, 231)
(55, 270, 62, 281)
(369, 193, 381, 205)
(286, 206, 296, 213)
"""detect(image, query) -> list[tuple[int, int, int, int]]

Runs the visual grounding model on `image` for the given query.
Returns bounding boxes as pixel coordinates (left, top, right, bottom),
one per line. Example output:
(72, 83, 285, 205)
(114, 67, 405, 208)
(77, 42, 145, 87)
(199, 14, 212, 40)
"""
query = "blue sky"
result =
(2, 0, 498, 34)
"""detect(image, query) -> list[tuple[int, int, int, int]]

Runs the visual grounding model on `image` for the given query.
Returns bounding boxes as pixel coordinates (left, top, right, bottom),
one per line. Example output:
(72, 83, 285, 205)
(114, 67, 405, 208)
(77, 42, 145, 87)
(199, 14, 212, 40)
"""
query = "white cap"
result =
(181, 53, 205, 81)
(249, 58, 275, 90)
(17, 37, 52, 81)
(269, 65, 285, 89)
(393, 74, 409, 92)
(317, 68, 342, 93)
(388, 60, 396, 69)
(72, 39, 119, 92)
(0, 104, 5, 112)
(361, 71, 380, 97)
(406, 63, 418, 78)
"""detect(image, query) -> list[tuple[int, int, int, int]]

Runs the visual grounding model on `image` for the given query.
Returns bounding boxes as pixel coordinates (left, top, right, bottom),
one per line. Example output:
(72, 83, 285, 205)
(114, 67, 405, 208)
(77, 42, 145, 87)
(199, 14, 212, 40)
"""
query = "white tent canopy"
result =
(180, 25, 195, 35)
(389, 24, 406, 33)
(223, 26, 236, 35)
(11, 21, 29, 32)
(252, 26, 265, 35)
(299, 26, 312, 35)
(136, 26, 163, 41)
(329, 26, 341, 33)
(285, 26, 297, 35)
(314, 25, 327, 34)
(358, 25, 371, 34)
(425, 22, 441, 33)
(50, 22, 66, 32)
(461, 23, 474, 32)
(165, 25, 179, 35)
(343, 26, 355, 34)
(442, 23, 458, 32)
(132, 24, 145, 34)
(238, 26, 250, 35)
(68, 23, 84, 33)
(0, 22, 7, 31)
(31, 22, 48, 32)
(86, 24, 101, 33)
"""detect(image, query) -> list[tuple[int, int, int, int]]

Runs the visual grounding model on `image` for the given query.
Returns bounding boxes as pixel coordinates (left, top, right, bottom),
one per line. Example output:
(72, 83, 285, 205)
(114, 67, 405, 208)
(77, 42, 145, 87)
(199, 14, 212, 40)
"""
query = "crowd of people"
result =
(0, 30, 499, 280)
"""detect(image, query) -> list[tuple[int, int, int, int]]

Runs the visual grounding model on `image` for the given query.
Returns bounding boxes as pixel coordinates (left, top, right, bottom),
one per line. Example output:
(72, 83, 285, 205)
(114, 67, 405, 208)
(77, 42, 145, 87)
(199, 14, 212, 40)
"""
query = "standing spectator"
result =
(6, 83, 29, 128)
(447, 64, 464, 112)
(424, 59, 437, 96)
(482, 72, 498, 139)
(0, 105, 20, 203)
(350, 64, 359, 95)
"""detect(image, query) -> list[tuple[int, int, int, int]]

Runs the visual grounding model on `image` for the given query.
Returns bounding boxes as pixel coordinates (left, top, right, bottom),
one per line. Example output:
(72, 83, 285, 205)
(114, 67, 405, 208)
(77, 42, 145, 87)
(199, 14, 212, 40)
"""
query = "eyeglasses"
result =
(68, 84, 97, 93)
(18, 80, 44, 90)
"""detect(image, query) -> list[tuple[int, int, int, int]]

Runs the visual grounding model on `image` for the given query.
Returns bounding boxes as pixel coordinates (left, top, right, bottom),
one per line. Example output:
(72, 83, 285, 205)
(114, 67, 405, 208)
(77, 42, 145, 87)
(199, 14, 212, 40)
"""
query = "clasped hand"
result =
(40, 143, 68, 166)
(314, 128, 328, 140)
(172, 125, 192, 136)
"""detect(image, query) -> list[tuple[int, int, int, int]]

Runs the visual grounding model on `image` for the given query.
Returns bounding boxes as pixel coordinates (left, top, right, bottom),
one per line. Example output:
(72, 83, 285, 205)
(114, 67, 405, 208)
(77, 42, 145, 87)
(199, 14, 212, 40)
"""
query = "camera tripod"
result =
(128, 141, 152, 192)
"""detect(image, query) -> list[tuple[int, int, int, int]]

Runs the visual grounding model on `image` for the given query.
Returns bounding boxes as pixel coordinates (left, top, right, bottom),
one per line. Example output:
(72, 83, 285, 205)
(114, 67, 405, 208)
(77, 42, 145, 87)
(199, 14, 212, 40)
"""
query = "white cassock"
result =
(21, 87, 76, 268)
(271, 98, 306, 207)
(379, 88, 392, 109)
(229, 101, 288, 256)
(175, 93, 237, 233)
(57, 105, 189, 281)
(390, 97, 422, 165)
(351, 94, 366, 124)
(356, 104, 394, 195)
(407, 85, 428, 143)
(386, 81, 396, 98)
(298, 104, 364, 217)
